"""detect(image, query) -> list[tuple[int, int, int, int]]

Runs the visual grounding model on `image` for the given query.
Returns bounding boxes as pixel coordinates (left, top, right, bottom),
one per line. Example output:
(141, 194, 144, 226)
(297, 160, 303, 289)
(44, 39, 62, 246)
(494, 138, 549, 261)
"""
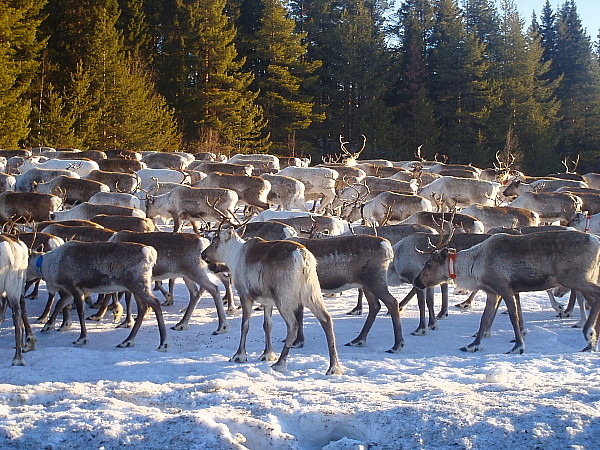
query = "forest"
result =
(1, 0, 600, 174)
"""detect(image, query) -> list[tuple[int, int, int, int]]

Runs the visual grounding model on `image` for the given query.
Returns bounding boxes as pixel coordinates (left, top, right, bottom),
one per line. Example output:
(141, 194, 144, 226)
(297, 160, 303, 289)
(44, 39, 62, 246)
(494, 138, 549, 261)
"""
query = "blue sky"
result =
(513, 0, 599, 37)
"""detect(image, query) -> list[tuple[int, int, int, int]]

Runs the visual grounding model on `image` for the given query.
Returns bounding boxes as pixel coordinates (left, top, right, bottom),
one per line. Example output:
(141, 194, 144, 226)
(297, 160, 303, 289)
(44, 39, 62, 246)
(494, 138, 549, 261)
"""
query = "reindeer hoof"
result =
(117, 340, 134, 348)
(270, 361, 287, 373)
(386, 345, 404, 354)
(23, 337, 37, 352)
(346, 308, 362, 316)
(58, 323, 72, 332)
(345, 339, 366, 347)
(116, 320, 134, 329)
(86, 315, 102, 322)
(326, 364, 344, 375)
(506, 345, 525, 354)
(212, 326, 227, 335)
(230, 354, 247, 363)
(36, 317, 48, 325)
(73, 338, 88, 346)
(436, 312, 449, 320)
(259, 351, 277, 362)
(157, 343, 169, 352)
(460, 344, 481, 353)
(411, 328, 426, 336)
(171, 323, 188, 331)
(11, 357, 25, 366)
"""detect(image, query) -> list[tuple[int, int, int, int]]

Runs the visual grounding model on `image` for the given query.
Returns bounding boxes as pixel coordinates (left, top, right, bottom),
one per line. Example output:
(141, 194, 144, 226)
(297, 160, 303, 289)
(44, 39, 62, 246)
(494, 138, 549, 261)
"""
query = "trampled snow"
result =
(1, 277, 599, 449)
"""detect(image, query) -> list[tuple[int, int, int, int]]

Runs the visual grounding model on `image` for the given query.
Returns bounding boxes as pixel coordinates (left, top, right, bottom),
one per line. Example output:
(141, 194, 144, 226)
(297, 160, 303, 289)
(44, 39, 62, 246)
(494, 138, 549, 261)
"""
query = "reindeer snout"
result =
(413, 276, 426, 290)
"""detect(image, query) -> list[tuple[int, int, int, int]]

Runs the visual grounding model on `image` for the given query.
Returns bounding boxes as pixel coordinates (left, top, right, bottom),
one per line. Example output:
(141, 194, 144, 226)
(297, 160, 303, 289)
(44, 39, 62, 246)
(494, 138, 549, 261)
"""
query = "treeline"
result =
(1, 0, 599, 174)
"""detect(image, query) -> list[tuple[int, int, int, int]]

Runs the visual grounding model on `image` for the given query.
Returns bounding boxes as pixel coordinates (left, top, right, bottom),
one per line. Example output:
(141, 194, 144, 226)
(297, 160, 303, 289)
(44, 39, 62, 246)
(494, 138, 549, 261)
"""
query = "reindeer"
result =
(98, 158, 146, 173)
(277, 166, 339, 214)
(287, 235, 404, 353)
(33, 175, 110, 205)
(414, 230, 600, 353)
(90, 215, 156, 233)
(27, 241, 168, 350)
(506, 191, 583, 225)
(201, 227, 343, 375)
(51, 202, 146, 222)
(196, 171, 271, 213)
(143, 185, 239, 233)
(418, 176, 502, 210)
(389, 231, 490, 335)
(85, 169, 140, 193)
(460, 204, 540, 232)
(401, 211, 485, 234)
(108, 231, 230, 332)
(141, 152, 192, 170)
(344, 192, 433, 226)
(0, 235, 36, 365)
(260, 173, 308, 211)
(0, 191, 63, 224)
(190, 161, 253, 176)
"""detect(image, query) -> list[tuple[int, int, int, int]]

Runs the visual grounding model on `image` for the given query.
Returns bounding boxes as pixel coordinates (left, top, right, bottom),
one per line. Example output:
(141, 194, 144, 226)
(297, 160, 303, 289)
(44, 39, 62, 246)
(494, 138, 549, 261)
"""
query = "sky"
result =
(513, 0, 599, 37)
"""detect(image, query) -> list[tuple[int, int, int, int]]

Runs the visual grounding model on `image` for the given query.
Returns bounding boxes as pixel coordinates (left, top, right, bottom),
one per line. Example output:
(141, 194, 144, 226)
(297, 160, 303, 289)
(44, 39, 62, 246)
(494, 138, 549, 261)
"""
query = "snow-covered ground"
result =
(1, 277, 599, 449)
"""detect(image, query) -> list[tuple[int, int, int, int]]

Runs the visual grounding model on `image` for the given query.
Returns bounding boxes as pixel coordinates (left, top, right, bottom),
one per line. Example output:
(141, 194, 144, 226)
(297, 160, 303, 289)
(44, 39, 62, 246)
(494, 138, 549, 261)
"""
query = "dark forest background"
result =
(2, 0, 600, 174)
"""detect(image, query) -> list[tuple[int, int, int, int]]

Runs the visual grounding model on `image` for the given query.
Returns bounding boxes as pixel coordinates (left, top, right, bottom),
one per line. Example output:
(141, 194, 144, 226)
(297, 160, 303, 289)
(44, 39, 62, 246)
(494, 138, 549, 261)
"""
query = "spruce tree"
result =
(0, 0, 47, 148)
(552, 0, 600, 165)
(179, 0, 266, 153)
(392, 0, 439, 159)
(248, 0, 324, 156)
(427, 0, 500, 165)
(491, 0, 559, 174)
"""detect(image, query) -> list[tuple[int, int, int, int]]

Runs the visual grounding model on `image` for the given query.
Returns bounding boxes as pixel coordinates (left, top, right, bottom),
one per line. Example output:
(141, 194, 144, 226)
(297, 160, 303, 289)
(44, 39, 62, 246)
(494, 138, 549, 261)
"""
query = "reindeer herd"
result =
(0, 141, 599, 375)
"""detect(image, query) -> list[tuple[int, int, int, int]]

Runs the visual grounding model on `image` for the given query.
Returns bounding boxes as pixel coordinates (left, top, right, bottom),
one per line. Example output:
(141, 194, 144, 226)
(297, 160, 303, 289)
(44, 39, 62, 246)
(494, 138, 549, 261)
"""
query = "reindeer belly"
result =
(509, 267, 555, 292)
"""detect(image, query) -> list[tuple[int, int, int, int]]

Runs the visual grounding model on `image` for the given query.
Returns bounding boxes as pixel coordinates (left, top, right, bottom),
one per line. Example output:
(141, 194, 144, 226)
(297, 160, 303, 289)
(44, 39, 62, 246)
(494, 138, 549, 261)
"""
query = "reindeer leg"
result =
(461, 293, 501, 352)
(306, 300, 343, 375)
(573, 292, 587, 328)
(291, 306, 305, 348)
(346, 290, 380, 347)
(116, 292, 135, 328)
(259, 305, 277, 362)
(270, 302, 302, 373)
(426, 287, 439, 330)
(230, 295, 253, 363)
(86, 293, 111, 321)
(563, 289, 577, 318)
(70, 287, 89, 346)
(504, 292, 525, 354)
(43, 292, 70, 332)
(172, 277, 201, 331)
(36, 292, 56, 324)
(10, 297, 24, 366)
(437, 282, 449, 319)
(455, 291, 477, 309)
(24, 279, 40, 300)
(347, 288, 363, 315)
(579, 288, 600, 351)
(398, 287, 417, 311)
(19, 295, 36, 353)
(411, 288, 428, 336)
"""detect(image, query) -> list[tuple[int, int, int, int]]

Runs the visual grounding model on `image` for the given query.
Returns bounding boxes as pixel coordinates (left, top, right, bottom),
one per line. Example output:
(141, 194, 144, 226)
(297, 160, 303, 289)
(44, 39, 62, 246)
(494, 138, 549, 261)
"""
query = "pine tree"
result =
(37, 0, 180, 151)
(491, 0, 559, 174)
(174, 0, 266, 153)
(246, 0, 324, 156)
(552, 0, 600, 165)
(427, 0, 500, 165)
(0, 0, 47, 148)
(117, 0, 152, 60)
(392, 0, 439, 159)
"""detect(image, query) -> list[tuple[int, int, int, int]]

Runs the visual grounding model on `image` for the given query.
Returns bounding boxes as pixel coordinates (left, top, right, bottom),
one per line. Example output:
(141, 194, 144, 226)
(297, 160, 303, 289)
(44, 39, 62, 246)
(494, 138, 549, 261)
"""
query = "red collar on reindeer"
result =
(584, 214, 592, 233)
(447, 248, 457, 280)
